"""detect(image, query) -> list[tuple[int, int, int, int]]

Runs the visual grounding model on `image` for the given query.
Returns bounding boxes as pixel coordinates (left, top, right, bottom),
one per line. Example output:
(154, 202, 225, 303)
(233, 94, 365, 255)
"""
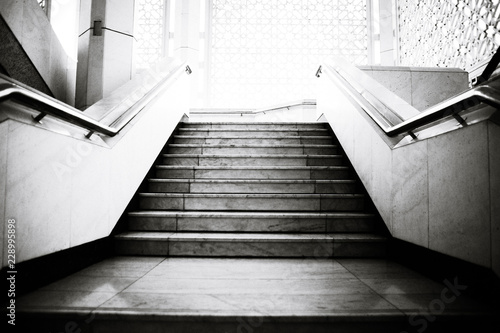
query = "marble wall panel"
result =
(5, 122, 72, 262)
(410, 69, 469, 111)
(369, 69, 412, 106)
(370, 134, 393, 230)
(391, 140, 429, 247)
(69, 142, 111, 246)
(105, 0, 135, 34)
(352, 111, 373, 193)
(0, 0, 23, 37)
(489, 122, 500, 276)
(0, 122, 8, 268)
(102, 32, 134, 97)
(428, 123, 491, 267)
(0, 69, 190, 266)
(21, 0, 52, 87)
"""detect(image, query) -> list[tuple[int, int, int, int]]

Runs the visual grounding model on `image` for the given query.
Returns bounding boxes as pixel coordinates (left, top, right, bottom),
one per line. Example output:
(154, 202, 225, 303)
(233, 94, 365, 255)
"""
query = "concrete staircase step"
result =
(147, 179, 358, 194)
(181, 122, 327, 130)
(127, 211, 376, 233)
(138, 193, 365, 211)
(114, 232, 387, 257)
(178, 128, 330, 136)
(167, 144, 338, 155)
(162, 154, 345, 166)
(155, 165, 351, 179)
(173, 136, 334, 145)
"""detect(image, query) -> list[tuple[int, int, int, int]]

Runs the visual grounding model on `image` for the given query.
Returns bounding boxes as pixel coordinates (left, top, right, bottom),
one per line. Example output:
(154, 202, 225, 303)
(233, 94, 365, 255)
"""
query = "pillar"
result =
(76, 0, 135, 110)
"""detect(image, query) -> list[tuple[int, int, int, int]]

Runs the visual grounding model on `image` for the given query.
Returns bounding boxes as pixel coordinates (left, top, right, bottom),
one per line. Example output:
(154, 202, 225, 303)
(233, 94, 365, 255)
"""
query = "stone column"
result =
(173, 0, 201, 106)
(76, 0, 135, 110)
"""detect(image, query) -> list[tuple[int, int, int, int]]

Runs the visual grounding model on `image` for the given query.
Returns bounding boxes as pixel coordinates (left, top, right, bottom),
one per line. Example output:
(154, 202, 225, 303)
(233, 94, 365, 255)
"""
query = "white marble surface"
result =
(102, 31, 134, 97)
(1, 70, 190, 265)
(318, 71, 499, 270)
(411, 69, 468, 110)
(391, 140, 429, 247)
(0, 0, 73, 104)
(428, 123, 491, 266)
(490, 122, 500, 277)
(360, 66, 468, 112)
(16, 257, 495, 331)
(0, 0, 24, 39)
(370, 133, 393, 228)
(0, 122, 7, 267)
(105, 0, 135, 35)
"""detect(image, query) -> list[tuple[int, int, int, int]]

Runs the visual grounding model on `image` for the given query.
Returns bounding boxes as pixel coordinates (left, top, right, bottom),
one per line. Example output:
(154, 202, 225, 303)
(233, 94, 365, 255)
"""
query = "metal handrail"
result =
(317, 60, 500, 138)
(0, 63, 192, 138)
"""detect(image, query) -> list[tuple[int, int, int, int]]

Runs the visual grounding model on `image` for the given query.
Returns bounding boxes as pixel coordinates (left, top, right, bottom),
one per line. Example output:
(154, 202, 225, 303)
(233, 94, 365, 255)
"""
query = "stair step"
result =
(127, 211, 376, 233)
(162, 154, 344, 166)
(155, 166, 350, 179)
(147, 179, 358, 194)
(114, 232, 386, 257)
(178, 128, 330, 136)
(167, 144, 338, 155)
(173, 136, 334, 145)
(181, 122, 327, 129)
(138, 193, 365, 211)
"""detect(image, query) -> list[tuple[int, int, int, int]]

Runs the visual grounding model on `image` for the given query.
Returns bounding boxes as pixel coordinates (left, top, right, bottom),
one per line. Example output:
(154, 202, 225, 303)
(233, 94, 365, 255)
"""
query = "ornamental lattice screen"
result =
(135, 0, 167, 70)
(209, 0, 369, 108)
(398, 0, 500, 70)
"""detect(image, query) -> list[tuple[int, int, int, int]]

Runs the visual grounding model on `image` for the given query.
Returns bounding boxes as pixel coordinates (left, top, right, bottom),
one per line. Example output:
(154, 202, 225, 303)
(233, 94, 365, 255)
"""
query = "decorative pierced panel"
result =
(135, 0, 166, 70)
(398, 0, 500, 69)
(209, 0, 368, 108)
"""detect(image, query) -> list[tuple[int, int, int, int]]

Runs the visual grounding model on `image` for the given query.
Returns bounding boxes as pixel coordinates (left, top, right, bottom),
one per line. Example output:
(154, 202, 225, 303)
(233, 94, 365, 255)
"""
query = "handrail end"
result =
(315, 65, 322, 78)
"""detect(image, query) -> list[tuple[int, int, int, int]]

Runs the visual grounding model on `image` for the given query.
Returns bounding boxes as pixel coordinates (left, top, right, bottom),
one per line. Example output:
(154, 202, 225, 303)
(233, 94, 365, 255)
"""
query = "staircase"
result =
(115, 122, 387, 257)
(17, 122, 497, 333)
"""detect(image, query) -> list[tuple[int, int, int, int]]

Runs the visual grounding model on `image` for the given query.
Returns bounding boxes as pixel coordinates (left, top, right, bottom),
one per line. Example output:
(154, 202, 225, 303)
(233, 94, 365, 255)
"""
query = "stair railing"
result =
(316, 54, 500, 140)
(0, 63, 192, 139)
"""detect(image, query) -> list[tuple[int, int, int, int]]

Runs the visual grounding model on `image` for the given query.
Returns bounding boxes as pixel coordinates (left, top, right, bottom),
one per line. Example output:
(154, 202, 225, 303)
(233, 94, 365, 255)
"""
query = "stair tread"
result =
(174, 135, 332, 139)
(128, 211, 375, 218)
(163, 154, 342, 158)
(139, 193, 364, 198)
(168, 144, 337, 147)
(148, 179, 356, 183)
(181, 122, 326, 125)
(115, 232, 386, 242)
(156, 165, 348, 169)
(179, 127, 329, 130)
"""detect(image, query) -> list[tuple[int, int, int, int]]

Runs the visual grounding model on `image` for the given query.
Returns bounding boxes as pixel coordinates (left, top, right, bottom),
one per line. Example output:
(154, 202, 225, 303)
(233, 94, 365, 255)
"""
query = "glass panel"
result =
(209, 0, 369, 108)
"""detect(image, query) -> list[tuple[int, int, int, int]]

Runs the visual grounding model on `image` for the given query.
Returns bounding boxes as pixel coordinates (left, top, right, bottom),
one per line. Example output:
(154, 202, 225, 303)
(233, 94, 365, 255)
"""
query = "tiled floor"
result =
(17, 257, 497, 332)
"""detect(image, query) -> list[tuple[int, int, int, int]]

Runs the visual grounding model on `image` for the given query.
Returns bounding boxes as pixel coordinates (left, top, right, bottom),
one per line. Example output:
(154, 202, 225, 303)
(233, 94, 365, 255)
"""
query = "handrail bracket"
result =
(452, 113, 468, 127)
(32, 112, 47, 123)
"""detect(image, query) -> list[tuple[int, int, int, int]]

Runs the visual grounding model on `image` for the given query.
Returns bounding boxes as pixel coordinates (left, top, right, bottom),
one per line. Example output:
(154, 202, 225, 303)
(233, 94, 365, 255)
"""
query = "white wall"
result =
(318, 69, 500, 276)
(0, 0, 76, 105)
(0, 68, 190, 267)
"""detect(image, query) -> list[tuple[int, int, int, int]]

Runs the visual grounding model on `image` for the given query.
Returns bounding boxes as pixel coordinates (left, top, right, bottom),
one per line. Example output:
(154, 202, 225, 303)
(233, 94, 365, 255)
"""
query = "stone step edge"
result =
(148, 179, 357, 184)
(168, 144, 337, 148)
(128, 211, 375, 219)
(173, 135, 333, 139)
(115, 232, 387, 243)
(18, 308, 496, 329)
(138, 193, 365, 198)
(155, 166, 349, 170)
(163, 154, 343, 158)
(178, 128, 329, 132)
(181, 122, 327, 125)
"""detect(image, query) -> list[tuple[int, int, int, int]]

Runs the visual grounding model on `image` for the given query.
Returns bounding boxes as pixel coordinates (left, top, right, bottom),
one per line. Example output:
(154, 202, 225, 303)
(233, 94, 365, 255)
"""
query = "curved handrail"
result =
(0, 63, 192, 137)
(318, 59, 500, 138)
